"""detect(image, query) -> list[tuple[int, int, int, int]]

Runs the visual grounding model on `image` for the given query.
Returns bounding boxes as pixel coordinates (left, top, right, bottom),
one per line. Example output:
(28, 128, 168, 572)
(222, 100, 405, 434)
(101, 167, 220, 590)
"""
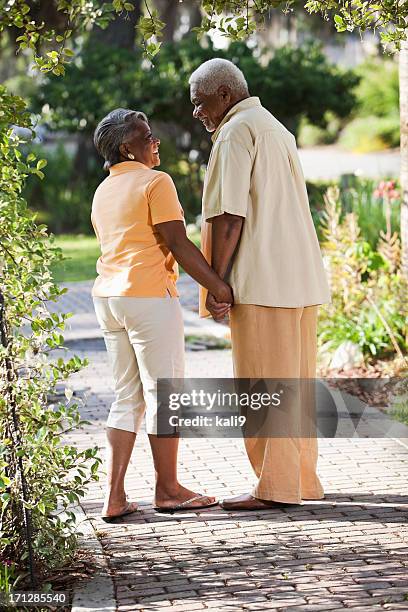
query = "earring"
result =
(128, 153, 135, 160)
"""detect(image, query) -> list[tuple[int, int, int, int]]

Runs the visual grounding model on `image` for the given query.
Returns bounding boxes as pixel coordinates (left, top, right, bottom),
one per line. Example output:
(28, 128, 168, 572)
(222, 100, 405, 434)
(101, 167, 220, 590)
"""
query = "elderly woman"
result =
(92, 108, 232, 520)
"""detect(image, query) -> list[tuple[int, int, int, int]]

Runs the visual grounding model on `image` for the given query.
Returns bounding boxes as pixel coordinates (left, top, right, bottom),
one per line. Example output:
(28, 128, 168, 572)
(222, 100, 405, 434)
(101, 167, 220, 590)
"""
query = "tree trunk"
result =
(93, 0, 141, 49)
(186, 3, 202, 30)
(72, 2, 142, 180)
(155, 0, 179, 42)
(400, 40, 408, 278)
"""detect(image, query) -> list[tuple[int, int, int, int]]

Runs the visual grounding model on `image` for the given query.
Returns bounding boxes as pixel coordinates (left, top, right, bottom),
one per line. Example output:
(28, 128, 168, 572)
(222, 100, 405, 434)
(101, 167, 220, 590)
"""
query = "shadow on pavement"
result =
(80, 494, 408, 526)
(77, 522, 407, 608)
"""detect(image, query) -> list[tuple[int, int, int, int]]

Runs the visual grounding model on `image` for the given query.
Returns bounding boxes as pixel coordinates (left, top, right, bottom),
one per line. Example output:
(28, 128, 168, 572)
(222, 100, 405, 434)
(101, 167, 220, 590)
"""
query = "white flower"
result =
(64, 387, 74, 402)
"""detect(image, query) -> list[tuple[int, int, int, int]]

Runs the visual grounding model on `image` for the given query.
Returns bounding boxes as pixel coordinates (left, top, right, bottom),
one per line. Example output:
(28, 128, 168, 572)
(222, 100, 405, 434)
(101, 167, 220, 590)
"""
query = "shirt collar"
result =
(211, 96, 261, 142)
(109, 161, 149, 175)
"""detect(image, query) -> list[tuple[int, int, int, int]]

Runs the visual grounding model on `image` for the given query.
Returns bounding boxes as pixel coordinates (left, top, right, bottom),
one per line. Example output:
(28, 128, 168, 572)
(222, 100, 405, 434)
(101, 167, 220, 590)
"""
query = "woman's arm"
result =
(155, 220, 233, 305)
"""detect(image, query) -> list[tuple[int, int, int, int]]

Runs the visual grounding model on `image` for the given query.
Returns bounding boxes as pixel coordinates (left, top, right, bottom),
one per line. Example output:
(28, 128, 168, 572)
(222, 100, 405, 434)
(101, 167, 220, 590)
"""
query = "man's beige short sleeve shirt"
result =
(199, 97, 331, 316)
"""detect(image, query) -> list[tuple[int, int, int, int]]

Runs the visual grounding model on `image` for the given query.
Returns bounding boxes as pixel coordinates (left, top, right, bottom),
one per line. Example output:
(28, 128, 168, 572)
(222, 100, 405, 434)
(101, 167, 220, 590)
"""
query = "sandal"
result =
(154, 494, 219, 514)
(101, 501, 139, 522)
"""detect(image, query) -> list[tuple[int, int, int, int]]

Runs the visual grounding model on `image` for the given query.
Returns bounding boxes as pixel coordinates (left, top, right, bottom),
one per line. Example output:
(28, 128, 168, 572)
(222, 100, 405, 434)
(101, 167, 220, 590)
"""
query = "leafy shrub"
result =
(23, 144, 97, 234)
(0, 87, 101, 586)
(298, 114, 342, 148)
(338, 114, 400, 152)
(338, 57, 399, 152)
(319, 187, 407, 363)
(355, 58, 399, 119)
(304, 57, 400, 152)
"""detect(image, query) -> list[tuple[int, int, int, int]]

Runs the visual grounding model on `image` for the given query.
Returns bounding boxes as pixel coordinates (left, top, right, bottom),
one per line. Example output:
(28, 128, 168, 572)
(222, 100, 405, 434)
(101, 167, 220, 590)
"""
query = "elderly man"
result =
(189, 58, 331, 510)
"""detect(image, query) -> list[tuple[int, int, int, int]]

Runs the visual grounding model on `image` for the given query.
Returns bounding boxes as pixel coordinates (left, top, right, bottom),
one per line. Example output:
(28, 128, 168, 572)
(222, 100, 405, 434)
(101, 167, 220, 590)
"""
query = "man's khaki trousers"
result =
(230, 304, 324, 504)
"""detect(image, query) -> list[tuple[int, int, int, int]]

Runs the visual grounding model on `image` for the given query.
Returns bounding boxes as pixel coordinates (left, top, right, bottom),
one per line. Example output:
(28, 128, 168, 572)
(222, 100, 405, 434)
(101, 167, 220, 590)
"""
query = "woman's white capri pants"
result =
(93, 295, 184, 435)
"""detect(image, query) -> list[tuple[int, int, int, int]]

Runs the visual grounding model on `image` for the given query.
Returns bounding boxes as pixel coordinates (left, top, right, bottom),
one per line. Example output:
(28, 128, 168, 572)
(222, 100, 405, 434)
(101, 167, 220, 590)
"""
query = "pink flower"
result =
(373, 180, 400, 201)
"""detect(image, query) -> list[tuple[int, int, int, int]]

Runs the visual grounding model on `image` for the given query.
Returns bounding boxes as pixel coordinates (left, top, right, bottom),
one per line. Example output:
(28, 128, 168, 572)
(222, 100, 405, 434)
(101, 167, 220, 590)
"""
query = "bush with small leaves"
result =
(0, 85, 103, 587)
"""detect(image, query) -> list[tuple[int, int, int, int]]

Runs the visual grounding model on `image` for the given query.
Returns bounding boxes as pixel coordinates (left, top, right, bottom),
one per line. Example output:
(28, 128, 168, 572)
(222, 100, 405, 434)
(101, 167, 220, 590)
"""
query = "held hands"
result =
(207, 281, 234, 322)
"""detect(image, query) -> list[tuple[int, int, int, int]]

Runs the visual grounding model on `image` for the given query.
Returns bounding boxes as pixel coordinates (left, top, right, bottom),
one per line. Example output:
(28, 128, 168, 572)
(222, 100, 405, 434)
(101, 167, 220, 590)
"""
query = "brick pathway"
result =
(57, 278, 408, 611)
(65, 332, 408, 611)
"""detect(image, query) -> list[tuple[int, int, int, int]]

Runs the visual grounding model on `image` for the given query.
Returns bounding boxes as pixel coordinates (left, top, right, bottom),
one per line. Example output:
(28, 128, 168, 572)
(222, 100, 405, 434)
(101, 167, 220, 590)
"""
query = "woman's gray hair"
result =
(94, 108, 148, 170)
(189, 58, 249, 97)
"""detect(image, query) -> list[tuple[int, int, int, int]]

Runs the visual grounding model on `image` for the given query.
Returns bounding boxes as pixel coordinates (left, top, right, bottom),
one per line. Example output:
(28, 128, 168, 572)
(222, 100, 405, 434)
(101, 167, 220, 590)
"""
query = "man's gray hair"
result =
(189, 58, 249, 97)
(94, 108, 148, 170)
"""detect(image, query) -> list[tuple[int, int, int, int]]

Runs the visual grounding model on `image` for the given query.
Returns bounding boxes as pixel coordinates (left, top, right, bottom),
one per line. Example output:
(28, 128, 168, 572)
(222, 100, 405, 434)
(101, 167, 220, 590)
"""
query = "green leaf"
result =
(36, 159, 47, 170)
(146, 42, 162, 58)
(0, 476, 11, 489)
(334, 14, 347, 32)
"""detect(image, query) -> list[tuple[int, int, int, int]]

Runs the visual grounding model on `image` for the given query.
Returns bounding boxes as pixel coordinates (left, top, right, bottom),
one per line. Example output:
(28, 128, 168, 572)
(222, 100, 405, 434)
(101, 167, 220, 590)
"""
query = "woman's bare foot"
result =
(154, 483, 217, 510)
(102, 492, 137, 517)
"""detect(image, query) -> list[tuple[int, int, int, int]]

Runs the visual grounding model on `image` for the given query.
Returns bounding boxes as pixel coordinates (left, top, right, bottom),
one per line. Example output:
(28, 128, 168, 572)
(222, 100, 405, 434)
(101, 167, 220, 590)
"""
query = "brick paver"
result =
(61, 279, 408, 611)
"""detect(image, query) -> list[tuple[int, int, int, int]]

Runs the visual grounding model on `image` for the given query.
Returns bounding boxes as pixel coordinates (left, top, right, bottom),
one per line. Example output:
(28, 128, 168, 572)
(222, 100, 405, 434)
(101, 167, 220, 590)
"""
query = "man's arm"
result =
(202, 138, 250, 319)
(207, 212, 244, 320)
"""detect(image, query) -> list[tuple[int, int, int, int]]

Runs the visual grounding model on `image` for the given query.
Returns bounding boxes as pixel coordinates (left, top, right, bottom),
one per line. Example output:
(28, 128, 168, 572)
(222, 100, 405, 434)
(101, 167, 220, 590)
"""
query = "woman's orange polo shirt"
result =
(91, 161, 184, 297)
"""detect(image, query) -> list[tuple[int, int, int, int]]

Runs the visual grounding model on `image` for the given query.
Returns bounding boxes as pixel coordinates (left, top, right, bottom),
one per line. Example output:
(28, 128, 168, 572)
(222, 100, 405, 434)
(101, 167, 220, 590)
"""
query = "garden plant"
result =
(319, 184, 407, 368)
(0, 87, 101, 594)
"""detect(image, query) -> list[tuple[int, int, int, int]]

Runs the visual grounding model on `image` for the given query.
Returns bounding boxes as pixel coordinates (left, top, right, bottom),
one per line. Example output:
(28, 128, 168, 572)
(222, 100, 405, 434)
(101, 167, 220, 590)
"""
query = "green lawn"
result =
(51, 234, 100, 283)
(51, 231, 201, 283)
